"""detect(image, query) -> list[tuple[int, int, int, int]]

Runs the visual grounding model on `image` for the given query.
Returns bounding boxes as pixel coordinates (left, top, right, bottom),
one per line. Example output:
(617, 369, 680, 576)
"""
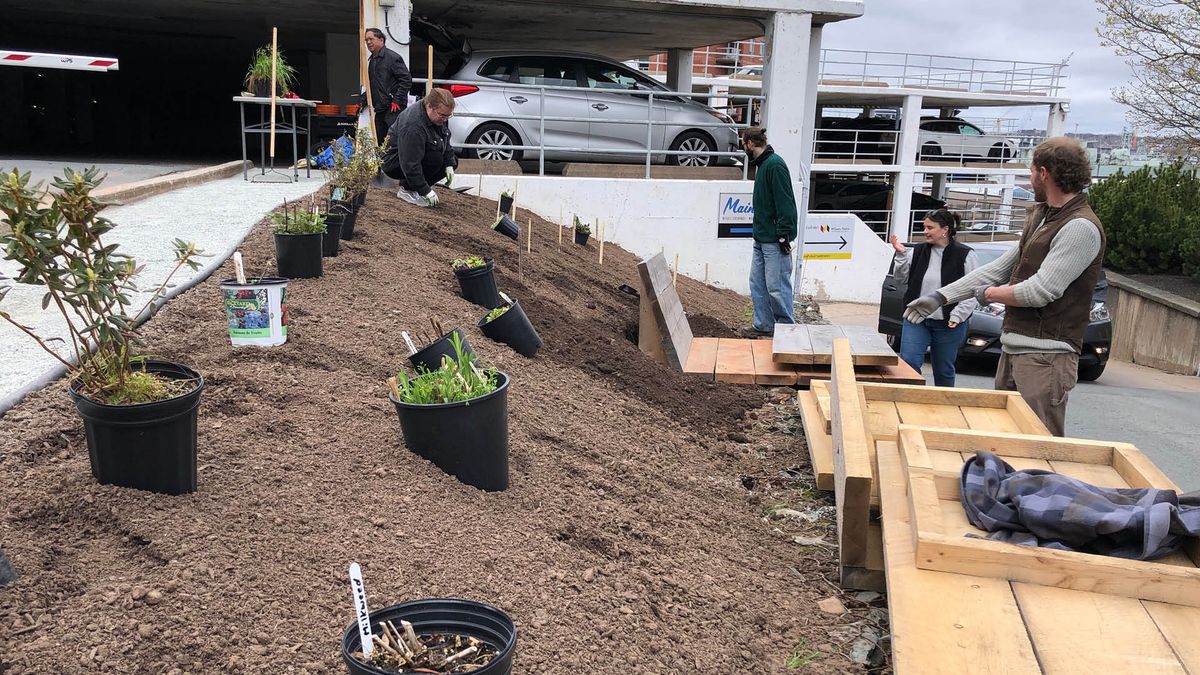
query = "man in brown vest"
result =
(903, 137, 1105, 435)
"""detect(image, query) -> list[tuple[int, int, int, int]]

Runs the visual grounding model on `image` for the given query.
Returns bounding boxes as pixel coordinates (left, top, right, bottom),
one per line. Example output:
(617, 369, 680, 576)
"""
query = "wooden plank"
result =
(876, 441, 1041, 675)
(871, 360, 927, 385)
(751, 339, 798, 385)
(1112, 444, 1200, 567)
(681, 337, 718, 381)
(895, 401, 970, 429)
(858, 382, 1011, 408)
(960, 406, 1023, 433)
(1143, 603, 1200, 673)
(807, 325, 845, 365)
(916, 428, 1116, 465)
(841, 521, 887, 592)
(866, 400, 900, 440)
(636, 265, 668, 366)
(771, 324, 815, 364)
(1014, 584, 1186, 674)
(839, 325, 900, 366)
(998, 455, 1054, 471)
(1046, 460, 1129, 489)
(811, 380, 832, 433)
(714, 338, 756, 384)
(830, 338, 873, 569)
(1004, 395, 1052, 435)
(797, 390, 834, 491)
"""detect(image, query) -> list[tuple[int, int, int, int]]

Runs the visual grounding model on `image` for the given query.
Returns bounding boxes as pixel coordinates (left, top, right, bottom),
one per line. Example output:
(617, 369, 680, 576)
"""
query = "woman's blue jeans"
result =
(900, 318, 969, 387)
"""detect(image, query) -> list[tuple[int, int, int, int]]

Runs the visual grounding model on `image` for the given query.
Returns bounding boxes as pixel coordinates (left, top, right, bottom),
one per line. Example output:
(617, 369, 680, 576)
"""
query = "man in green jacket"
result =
(740, 127, 798, 337)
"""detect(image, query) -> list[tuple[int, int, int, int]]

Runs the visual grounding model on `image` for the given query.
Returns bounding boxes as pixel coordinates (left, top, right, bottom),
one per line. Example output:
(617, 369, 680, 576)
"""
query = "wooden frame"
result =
(772, 324, 898, 366)
(830, 339, 873, 570)
(896, 425, 1200, 607)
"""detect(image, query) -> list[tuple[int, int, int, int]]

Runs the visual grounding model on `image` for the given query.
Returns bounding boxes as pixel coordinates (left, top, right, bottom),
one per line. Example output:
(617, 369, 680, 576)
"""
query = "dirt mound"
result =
(0, 187, 871, 673)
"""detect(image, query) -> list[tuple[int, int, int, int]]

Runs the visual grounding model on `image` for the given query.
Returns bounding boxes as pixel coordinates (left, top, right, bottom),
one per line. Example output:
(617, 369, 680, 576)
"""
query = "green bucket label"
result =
(224, 287, 286, 338)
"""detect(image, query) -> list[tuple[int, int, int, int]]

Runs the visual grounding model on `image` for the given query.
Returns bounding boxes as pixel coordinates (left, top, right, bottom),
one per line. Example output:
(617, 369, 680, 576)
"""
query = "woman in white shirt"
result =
(890, 209, 978, 386)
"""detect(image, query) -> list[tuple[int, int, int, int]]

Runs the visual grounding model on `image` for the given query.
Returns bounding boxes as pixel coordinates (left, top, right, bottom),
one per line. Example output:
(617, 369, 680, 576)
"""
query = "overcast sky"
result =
(820, 0, 1135, 133)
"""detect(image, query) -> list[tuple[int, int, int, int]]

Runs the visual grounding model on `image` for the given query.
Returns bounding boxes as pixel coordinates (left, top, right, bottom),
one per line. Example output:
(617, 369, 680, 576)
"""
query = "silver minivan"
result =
(444, 50, 739, 166)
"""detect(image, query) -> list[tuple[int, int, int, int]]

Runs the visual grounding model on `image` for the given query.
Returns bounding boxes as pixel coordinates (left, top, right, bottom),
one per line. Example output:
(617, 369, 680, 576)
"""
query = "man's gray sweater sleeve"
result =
(1010, 219, 1102, 307)
(937, 246, 1019, 303)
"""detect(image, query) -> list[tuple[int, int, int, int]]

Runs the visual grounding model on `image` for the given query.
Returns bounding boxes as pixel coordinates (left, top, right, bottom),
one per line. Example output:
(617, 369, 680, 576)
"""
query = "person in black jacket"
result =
(889, 209, 979, 386)
(381, 88, 457, 207)
(364, 28, 412, 145)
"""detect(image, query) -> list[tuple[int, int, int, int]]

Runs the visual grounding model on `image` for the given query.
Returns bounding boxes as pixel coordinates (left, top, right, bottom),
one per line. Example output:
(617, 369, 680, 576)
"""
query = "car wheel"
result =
(669, 131, 717, 167)
(466, 123, 523, 162)
(988, 144, 1011, 161)
(919, 143, 940, 162)
(1078, 361, 1106, 382)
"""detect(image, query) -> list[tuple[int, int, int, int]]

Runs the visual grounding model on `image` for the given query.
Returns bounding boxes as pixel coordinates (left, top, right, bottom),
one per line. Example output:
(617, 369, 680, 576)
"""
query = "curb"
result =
(92, 160, 249, 205)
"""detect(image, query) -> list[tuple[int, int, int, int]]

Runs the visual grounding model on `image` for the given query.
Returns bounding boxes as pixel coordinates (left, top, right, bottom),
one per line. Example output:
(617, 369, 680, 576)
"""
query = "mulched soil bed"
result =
(1124, 273, 1200, 304)
(0, 187, 884, 673)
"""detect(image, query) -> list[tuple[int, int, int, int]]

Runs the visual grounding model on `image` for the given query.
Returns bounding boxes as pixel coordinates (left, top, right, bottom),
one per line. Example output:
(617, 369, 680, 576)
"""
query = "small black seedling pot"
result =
(68, 360, 204, 495)
(574, 230, 590, 246)
(479, 301, 542, 358)
(390, 372, 510, 492)
(408, 328, 476, 374)
(275, 232, 324, 279)
(342, 598, 517, 675)
(492, 215, 520, 241)
(322, 213, 344, 257)
(454, 259, 503, 309)
(498, 193, 513, 215)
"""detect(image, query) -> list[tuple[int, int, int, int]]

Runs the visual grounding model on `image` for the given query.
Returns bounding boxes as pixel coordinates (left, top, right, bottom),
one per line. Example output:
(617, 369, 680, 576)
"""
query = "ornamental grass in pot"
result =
(244, 44, 298, 98)
(450, 255, 502, 309)
(0, 167, 206, 495)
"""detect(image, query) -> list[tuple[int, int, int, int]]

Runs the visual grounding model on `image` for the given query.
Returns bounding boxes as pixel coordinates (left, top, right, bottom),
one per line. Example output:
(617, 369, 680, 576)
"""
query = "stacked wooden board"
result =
(801, 337, 1200, 672)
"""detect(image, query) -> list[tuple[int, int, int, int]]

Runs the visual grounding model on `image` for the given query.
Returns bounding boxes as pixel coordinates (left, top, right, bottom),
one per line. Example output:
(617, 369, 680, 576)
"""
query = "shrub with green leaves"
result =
(394, 332, 498, 404)
(484, 305, 510, 323)
(270, 201, 327, 235)
(1089, 161, 1200, 278)
(573, 214, 591, 235)
(0, 167, 204, 404)
(450, 256, 487, 271)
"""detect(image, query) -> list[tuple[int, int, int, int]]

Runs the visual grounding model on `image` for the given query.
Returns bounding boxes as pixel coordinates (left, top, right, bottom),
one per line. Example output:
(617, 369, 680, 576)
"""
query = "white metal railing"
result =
(414, 77, 758, 178)
(812, 123, 1036, 167)
(637, 40, 766, 79)
(819, 49, 1066, 96)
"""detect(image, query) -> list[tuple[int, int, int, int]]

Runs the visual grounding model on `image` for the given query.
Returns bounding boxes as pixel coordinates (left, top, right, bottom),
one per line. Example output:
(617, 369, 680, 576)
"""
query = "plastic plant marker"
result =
(401, 331, 418, 355)
(233, 252, 247, 284)
(349, 562, 373, 658)
(500, 291, 513, 305)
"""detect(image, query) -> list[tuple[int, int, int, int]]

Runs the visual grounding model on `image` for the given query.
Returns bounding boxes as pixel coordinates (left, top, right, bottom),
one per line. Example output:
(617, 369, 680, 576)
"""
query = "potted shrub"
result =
(272, 199, 325, 279)
(0, 167, 206, 495)
(498, 190, 514, 215)
(343, 598, 517, 675)
(387, 333, 510, 492)
(321, 208, 343, 257)
(346, 129, 383, 215)
(450, 256, 502, 308)
(491, 214, 520, 241)
(478, 301, 542, 358)
(573, 215, 591, 246)
(244, 45, 297, 98)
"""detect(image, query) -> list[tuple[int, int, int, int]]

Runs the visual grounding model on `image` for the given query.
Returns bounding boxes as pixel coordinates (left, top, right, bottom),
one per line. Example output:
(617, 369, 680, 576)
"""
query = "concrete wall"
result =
(457, 174, 891, 303)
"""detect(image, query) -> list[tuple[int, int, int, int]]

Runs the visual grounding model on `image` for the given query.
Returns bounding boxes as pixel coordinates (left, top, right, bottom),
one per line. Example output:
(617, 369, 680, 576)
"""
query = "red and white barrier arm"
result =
(1, 50, 119, 72)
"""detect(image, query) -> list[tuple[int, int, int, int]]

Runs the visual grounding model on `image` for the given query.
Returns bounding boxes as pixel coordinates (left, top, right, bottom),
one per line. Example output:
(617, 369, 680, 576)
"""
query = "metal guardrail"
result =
(414, 77, 762, 179)
(813, 124, 1042, 167)
(818, 49, 1066, 97)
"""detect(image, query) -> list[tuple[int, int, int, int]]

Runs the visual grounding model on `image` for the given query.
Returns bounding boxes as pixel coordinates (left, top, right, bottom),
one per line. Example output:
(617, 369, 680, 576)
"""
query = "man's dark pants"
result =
(374, 109, 399, 146)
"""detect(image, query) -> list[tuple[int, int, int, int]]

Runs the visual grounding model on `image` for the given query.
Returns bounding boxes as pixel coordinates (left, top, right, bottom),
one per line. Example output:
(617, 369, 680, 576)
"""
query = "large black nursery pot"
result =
(69, 360, 204, 495)
(574, 230, 590, 246)
(342, 598, 517, 675)
(479, 301, 542, 358)
(408, 328, 476, 373)
(390, 372, 510, 492)
(498, 193, 513, 215)
(275, 232, 324, 279)
(354, 191, 366, 208)
(454, 259, 502, 309)
(322, 213, 344, 257)
(492, 215, 520, 241)
(332, 200, 357, 240)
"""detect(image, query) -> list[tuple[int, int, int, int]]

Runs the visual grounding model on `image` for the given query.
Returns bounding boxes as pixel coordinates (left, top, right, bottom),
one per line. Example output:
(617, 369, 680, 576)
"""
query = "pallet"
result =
(878, 440, 1200, 674)
(772, 324, 898, 366)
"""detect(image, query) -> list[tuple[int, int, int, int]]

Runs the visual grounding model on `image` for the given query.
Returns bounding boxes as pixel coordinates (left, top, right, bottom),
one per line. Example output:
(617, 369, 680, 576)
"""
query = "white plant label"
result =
(401, 331, 418, 355)
(499, 292, 513, 305)
(349, 562, 373, 657)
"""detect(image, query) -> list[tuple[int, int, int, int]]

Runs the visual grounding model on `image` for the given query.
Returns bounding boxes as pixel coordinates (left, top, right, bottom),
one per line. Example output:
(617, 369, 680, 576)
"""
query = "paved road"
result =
(822, 302, 1200, 491)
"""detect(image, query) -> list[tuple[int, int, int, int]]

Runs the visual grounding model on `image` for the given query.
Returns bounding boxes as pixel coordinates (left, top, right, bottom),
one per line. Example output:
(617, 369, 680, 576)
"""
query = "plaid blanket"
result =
(960, 451, 1200, 560)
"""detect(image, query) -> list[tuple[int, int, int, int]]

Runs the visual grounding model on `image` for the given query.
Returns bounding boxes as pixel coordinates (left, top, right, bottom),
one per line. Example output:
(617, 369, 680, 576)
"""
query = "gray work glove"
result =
(973, 285, 992, 307)
(903, 291, 946, 324)
(423, 190, 440, 207)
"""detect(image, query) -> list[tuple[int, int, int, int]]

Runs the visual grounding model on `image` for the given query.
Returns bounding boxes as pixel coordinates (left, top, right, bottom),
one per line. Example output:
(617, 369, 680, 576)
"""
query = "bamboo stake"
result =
(427, 45, 434, 94)
(387, 376, 401, 400)
(527, 217, 532, 253)
(359, 8, 371, 120)
(268, 27, 279, 157)
(673, 253, 679, 286)
(598, 220, 606, 266)
(704, 262, 709, 285)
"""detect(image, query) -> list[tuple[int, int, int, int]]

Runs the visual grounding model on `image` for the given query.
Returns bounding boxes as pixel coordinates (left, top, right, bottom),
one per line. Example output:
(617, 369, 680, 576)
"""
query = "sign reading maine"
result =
(717, 193, 754, 238)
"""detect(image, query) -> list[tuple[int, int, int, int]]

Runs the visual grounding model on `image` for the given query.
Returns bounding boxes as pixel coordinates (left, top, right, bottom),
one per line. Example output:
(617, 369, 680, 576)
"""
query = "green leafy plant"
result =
(392, 331, 498, 404)
(244, 45, 298, 96)
(1090, 161, 1200, 279)
(450, 255, 487, 271)
(0, 167, 205, 404)
(785, 640, 820, 669)
(346, 129, 385, 199)
(484, 305, 511, 323)
(573, 214, 591, 235)
(501, 190, 513, 199)
(270, 198, 327, 235)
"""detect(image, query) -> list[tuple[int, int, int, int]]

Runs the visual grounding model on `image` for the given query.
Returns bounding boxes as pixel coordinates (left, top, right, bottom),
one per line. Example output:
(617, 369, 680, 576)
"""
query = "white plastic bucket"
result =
(220, 277, 288, 347)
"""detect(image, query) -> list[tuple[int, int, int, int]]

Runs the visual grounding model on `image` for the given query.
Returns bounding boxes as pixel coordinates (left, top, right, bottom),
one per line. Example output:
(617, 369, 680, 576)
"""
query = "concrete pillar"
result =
(1047, 103, 1067, 137)
(761, 11, 814, 173)
(666, 48, 693, 94)
(999, 173, 1016, 228)
(794, 22, 822, 275)
(890, 94, 923, 241)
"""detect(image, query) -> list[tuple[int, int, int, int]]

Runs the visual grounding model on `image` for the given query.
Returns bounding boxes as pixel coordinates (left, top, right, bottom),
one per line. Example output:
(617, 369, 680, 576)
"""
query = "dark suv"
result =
(877, 240, 1112, 381)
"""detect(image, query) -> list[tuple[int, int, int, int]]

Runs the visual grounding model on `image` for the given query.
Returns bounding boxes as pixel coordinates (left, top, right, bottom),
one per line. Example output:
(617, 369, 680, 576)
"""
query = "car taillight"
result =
(444, 84, 479, 97)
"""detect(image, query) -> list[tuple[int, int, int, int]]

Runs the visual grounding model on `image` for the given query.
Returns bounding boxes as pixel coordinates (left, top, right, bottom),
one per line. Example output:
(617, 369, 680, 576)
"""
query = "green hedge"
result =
(1089, 161, 1200, 279)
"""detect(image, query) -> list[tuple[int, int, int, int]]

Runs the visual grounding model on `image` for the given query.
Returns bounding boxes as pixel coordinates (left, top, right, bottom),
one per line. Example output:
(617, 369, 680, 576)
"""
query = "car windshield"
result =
(972, 247, 1009, 265)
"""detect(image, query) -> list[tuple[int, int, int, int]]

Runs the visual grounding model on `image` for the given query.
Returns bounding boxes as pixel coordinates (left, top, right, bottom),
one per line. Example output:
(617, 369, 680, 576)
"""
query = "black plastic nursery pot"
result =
(354, 191, 366, 208)
(341, 598, 517, 675)
(275, 232, 324, 279)
(332, 201, 357, 240)
(454, 259, 502, 309)
(68, 360, 204, 495)
(479, 301, 542, 358)
(322, 213, 344, 257)
(390, 372, 510, 492)
(408, 328, 476, 374)
(498, 193, 513, 215)
(492, 215, 520, 241)
(574, 230, 590, 246)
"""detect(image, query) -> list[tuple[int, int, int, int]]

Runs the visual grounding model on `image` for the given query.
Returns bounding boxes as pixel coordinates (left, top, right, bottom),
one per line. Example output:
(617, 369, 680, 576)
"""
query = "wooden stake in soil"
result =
(558, 206, 564, 249)
(598, 220, 605, 266)
(387, 376, 401, 400)
(527, 217, 532, 253)
(673, 253, 679, 286)
(233, 252, 247, 285)
(268, 27, 279, 157)
(704, 262, 709, 285)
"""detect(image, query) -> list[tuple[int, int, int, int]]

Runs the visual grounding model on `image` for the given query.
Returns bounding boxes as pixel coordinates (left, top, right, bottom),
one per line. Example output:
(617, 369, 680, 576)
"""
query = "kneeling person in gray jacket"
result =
(382, 88, 458, 207)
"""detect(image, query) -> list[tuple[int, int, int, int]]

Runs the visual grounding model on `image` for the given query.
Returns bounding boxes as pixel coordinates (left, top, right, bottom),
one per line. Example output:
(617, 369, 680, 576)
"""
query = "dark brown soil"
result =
(1124, 273, 1200, 304)
(0, 187, 881, 674)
